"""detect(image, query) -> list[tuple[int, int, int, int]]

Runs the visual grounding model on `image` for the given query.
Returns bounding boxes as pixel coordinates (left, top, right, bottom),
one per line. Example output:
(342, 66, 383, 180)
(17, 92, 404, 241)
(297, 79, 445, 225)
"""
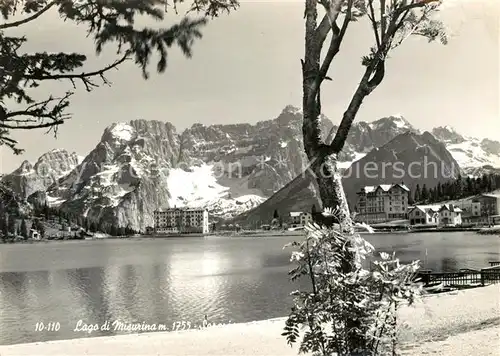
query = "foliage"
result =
(7, 213, 16, 234)
(110, 222, 118, 236)
(415, 173, 500, 204)
(283, 207, 422, 355)
(0, 0, 239, 153)
(89, 221, 97, 233)
(1, 213, 7, 240)
(20, 217, 28, 239)
(32, 217, 45, 237)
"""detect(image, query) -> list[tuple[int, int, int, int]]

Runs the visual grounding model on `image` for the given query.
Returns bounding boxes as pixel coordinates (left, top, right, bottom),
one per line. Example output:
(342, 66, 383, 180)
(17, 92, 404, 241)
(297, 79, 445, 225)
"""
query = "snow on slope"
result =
(446, 140, 500, 168)
(166, 163, 266, 218)
(338, 152, 367, 170)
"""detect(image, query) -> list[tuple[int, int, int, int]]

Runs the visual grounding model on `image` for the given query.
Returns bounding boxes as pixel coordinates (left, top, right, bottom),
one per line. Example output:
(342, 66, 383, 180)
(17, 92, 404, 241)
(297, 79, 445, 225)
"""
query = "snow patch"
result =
(93, 165, 120, 187)
(447, 140, 500, 168)
(110, 123, 135, 142)
(165, 164, 267, 218)
(167, 164, 228, 208)
(337, 152, 367, 170)
(46, 195, 66, 207)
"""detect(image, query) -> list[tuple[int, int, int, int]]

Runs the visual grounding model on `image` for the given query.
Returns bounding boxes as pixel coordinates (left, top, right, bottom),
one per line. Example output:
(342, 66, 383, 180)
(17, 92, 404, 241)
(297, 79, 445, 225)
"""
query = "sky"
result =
(0, 0, 498, 173)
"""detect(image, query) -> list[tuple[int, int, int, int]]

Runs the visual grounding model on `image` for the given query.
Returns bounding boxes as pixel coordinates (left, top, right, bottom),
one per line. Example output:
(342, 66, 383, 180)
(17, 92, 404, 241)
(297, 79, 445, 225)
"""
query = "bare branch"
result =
(367, 0, 381, 49)
(380, 0, 387, 37)
(317, 0, 354, 83)
(315, 0, 344, 46)
(0, 1, 57, 30)
(327, 65, 374, 154)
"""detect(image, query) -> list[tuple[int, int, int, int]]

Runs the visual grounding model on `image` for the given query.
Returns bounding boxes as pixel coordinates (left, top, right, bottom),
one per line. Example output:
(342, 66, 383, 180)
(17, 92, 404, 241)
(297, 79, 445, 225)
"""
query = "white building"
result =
(408, 205, 441, 225)
(408, 204, 463, 226)
(438, 204, 463, 226)
(354, 183, 410, 223)
(154, 208, 209, 234)
(288, 212, 312, 228)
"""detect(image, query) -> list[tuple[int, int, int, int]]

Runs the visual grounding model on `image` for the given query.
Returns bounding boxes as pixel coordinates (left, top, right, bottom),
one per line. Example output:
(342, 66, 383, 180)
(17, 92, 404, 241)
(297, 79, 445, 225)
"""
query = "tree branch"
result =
(315, 0, 344, 46)
(380, 0, 387, 37)
(25, 52, 131, 92)
(0, 120, 64, 130)
(393, 0, 438, 18)
(327, 59, 382, 154)
(0, 1, 57, 30)
(2, 92, 72, 129)
(367, 0, 381, 50)
(317, 0, 353, 84)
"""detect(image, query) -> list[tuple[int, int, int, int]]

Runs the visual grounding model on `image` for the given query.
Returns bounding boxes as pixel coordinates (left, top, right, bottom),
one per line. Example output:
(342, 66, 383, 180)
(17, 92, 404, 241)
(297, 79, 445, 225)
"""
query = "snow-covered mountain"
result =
(2, 105, 499, 230)
(431, 126, 500, 175)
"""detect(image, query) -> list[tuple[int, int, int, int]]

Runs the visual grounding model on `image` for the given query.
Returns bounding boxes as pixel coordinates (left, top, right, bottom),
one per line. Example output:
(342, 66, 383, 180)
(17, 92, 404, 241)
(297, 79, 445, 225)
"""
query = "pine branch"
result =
(0, 0, 57, 29)
(25, 52, 131, 91)
(1, 92, 72, 128)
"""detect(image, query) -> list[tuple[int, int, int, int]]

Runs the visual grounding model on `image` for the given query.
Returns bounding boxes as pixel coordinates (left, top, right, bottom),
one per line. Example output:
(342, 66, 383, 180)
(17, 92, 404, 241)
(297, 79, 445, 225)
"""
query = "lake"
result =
(0, 232, 499, 345)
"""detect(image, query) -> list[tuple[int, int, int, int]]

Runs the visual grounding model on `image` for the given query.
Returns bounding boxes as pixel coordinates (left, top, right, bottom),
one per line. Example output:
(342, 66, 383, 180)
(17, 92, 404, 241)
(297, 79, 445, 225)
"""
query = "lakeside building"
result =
(288, 212, 313, 228)
(408, 205, 441, 226)
(472, 194, 500, 217)
(354, 183, 410, 224)
(438, 204, 463, 226)
(408, 204, 463, 226)
(452, 200, 481, 217)
(154, 208, 209, 234)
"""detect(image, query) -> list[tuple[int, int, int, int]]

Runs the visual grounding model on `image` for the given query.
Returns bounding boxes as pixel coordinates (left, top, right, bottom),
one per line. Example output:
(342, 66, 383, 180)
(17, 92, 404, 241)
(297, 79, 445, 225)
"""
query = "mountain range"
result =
(2, 105, 499, 230)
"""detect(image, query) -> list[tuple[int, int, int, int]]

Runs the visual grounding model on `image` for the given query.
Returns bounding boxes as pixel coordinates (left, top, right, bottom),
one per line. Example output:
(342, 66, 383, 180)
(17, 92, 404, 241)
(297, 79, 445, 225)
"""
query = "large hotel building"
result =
(354, 183, 410, 224)
(154, 207, 209, 234)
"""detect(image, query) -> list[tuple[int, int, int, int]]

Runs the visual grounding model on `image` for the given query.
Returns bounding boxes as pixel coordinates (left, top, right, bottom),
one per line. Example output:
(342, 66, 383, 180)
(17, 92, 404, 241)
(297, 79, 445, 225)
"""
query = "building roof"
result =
(480, 193, 500, 199)
(408, 205, 441, 216)
(289, 212, 302, 217)
(155, 207, 207, 213)
(360, 183, 410, 194)
(439, 204, 463, 213)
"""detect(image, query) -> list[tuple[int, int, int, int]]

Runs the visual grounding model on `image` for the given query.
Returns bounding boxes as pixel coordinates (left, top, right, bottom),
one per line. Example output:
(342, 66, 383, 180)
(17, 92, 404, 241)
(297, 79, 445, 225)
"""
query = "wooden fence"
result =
(415, 264, 500, 287)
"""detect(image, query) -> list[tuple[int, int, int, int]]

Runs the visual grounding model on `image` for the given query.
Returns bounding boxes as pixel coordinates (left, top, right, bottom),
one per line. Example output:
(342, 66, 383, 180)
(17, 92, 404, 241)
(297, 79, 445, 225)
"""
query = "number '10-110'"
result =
(35, 322, 61, 331)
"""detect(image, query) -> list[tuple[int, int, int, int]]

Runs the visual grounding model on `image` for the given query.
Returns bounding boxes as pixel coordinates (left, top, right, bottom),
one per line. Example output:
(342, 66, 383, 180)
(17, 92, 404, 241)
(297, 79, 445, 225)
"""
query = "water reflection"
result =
(0, 232, 499, 345)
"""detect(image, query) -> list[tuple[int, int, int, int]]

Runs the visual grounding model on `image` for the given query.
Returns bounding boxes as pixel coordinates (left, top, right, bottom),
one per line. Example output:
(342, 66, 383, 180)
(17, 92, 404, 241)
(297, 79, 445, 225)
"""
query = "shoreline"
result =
(2, 228, 493, 244)
(1, 284, 498, 355)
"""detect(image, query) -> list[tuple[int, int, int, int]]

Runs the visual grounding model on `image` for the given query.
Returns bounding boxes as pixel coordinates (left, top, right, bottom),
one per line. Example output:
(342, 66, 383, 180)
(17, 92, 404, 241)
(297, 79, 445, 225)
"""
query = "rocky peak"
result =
(101, 122, 136, 144)
(34, 149, 80, 176)
(431, 126, 465, 144)
(17, 160, 33, 174)
(481, 138, 500, 156)
(129, 119, 177, 137)
(2, 149, 81, 199)
(281, 105, 302, 116)
(369, 115, 415, 132)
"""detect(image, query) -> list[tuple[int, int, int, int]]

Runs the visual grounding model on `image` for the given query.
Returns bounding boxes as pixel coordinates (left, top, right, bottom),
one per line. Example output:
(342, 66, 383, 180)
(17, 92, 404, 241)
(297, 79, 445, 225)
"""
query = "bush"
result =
(283, 208, 422, 356)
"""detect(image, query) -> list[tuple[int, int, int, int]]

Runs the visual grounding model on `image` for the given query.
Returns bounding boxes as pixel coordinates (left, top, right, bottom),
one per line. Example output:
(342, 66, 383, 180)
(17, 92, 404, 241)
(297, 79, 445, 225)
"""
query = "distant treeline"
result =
(412, 173, 500, 204)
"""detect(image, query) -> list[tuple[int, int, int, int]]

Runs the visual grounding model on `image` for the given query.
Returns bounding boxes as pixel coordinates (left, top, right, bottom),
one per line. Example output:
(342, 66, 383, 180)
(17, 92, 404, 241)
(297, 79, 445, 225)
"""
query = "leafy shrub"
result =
(283, 208, 422, 356)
